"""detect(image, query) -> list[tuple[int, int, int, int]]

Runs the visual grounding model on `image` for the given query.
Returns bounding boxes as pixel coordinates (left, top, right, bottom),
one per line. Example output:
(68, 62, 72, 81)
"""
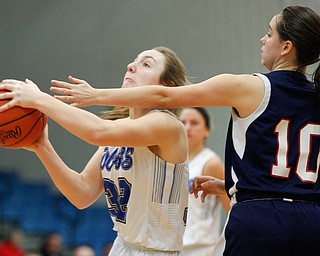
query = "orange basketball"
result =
(0, 98, 47, 149)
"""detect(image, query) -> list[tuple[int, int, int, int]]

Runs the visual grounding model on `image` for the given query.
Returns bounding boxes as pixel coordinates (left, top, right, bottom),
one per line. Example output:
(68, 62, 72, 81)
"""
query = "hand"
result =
(0, 79, 42, 112)
(50, 76, 96, 107)
(190, 175, 225, 203)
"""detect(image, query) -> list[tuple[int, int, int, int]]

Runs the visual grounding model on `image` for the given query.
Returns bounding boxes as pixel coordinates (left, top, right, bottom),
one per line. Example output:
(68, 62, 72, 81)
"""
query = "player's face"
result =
(260, 14, 285, 71)
(180, 108, 209, 149)
(122, 50, 166, 88)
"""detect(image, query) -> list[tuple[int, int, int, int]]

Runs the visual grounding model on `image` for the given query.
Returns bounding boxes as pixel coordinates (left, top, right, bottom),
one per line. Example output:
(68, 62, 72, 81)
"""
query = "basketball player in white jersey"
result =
(180, 107, 230, 256)
(0, 47, 189, 255)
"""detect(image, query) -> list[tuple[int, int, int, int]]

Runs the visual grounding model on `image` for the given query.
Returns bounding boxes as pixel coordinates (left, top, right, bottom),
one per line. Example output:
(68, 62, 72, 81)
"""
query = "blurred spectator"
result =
(73, 245, 95, 256)
(25, 251, 41, 256)
(0, 226, 24, 256)
(40, 233, 64, 256)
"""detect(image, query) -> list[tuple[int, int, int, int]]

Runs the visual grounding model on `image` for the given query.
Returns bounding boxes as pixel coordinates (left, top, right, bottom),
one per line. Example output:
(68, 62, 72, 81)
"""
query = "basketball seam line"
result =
(0, 109, 39, 127)
(0, 114, 45, 147)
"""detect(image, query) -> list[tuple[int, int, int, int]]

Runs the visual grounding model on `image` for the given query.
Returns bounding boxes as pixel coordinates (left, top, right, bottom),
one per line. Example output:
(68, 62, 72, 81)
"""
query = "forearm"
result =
(91, 86, 169, 109)
(35, 92, 107, 145)
(33, 141, 98, 209)
(219, 192, 231, 213)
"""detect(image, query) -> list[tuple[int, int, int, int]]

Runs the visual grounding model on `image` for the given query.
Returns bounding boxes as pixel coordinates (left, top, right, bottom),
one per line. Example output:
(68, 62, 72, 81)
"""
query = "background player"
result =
(180, 107, 229, 256)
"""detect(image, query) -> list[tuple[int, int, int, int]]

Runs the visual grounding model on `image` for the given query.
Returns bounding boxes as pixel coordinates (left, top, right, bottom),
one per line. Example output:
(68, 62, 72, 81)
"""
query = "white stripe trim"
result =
(231, 73, 271, 158)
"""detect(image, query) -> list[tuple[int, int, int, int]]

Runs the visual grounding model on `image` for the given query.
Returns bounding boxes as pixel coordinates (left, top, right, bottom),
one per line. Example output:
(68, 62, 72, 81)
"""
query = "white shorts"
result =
(109, 236, 184, 256)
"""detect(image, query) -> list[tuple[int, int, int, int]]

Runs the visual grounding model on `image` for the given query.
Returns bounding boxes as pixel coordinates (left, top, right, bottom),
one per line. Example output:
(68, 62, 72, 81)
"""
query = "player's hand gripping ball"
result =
(0, 91, 47, 149)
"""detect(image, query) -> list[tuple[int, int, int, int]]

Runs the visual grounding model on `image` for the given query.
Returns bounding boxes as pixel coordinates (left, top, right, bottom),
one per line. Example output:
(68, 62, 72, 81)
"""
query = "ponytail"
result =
(100, 106, 129, 120)
(314, 62, 320, 101)
(277, 6, 320, 100)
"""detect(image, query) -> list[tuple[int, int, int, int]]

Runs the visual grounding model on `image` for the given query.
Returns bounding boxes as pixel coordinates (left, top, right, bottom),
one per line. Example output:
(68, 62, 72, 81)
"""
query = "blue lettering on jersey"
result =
(122, 147, 134, 170)
(100, 147, 134, 172)
(104, 177, 132, 223)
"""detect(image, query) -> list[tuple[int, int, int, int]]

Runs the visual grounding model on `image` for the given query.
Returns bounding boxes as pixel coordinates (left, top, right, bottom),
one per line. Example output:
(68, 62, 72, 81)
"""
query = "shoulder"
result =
(146, 110, 188, 163)
(228, 74, 266, 118)
(145, 109, 185, 130)
(202, 151, 224, 179)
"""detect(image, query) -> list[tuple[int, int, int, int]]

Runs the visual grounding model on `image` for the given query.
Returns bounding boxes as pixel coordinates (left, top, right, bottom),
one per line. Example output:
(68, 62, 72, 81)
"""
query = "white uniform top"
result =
(183, 148, 223, 256)
(101, 144, 189, 252)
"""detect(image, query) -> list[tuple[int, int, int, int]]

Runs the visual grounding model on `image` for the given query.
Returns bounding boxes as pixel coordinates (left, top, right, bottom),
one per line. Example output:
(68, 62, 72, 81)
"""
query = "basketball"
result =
(0, 97, 47, 149)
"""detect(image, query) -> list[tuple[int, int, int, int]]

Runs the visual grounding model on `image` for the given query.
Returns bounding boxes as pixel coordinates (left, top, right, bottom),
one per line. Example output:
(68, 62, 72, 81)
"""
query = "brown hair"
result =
(100, 106, 129, 120)
(277, 6, 320, 99)
(101, 46, 189, 119)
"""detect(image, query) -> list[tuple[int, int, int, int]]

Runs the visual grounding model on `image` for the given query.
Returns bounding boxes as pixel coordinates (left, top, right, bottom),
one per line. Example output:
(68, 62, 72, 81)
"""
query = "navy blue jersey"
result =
(225, 71, 320, 204)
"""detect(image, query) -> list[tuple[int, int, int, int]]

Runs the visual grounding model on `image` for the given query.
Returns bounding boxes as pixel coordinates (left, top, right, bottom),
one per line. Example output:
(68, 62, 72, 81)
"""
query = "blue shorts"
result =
(221, 199, 320, 256)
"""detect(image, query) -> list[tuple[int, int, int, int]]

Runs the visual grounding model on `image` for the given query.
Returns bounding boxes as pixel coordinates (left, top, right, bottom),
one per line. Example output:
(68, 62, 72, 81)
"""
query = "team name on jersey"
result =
(100, 146, 134, 172)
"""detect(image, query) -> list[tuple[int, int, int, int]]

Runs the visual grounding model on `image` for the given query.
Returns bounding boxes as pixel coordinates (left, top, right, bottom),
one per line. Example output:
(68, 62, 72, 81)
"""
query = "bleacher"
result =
(0, 169, 116, 256)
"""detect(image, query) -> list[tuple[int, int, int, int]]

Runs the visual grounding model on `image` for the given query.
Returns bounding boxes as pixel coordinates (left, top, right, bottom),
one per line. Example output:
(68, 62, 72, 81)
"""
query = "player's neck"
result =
(188, 144, 205, 161)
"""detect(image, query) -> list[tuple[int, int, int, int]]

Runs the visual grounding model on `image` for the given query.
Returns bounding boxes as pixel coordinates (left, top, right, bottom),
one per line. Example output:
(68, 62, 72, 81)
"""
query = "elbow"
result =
(156, 88, 171, 109)
(69, 196, 95, 210)
(158, 95, 169, 109)
(74, 203, 89, 210)
(73, 202, 90, 210)
(65, 197, 91, 210)
(85, 125, 108, 146)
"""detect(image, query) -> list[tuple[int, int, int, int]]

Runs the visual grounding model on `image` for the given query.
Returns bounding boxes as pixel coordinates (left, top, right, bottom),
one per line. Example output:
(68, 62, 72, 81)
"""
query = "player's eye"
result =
(143, 62, 150, 68)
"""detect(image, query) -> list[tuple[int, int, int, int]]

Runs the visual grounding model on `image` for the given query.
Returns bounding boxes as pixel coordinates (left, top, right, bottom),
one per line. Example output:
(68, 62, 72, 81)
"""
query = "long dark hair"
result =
(277, 6, 320, 99)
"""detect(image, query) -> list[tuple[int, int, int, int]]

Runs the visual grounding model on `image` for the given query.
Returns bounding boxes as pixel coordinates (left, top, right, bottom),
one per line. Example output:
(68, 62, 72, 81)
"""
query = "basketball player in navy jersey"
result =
(0, 47, 190, 255)
(35, 5, 320, 256)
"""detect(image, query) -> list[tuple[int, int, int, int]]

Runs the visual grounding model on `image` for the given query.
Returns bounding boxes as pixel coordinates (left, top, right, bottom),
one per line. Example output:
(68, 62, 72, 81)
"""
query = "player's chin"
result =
(121, 83, 136, 89)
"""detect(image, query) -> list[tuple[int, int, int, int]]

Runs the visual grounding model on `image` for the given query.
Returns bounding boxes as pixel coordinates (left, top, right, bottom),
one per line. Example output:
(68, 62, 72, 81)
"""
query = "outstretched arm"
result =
(50, 74, 265, 118)
(50, 75, 174, 108)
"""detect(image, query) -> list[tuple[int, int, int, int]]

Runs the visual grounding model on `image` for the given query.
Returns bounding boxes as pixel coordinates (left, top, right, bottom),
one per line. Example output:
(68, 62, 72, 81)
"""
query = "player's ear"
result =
(281, 40, 294, 56)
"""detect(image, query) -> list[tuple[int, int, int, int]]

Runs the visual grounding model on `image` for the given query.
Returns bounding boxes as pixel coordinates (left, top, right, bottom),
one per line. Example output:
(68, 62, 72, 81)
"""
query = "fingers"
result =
(53, 95, 80, 107)
(2, 79, 22, 84)
(50, 78, 75, 98)
(0, 98, 16, 112)
(53, 95, 72, 103)
(0, 90, 12, 100)
(0, 80, 23, 98)
(25, 78, 35, 85)
(52, 76, 85, 86)
(201, 192, 207, 203)
(55, 95, 69, 102)
(190, 178, 203, 199)
(1, 79, 23, 90)
(192, 188, 199, 199)
(50, 76, 84, 97)
(50, 79, 73, 90)
(68, 75, 85, 84)
(50, 85, 73, 96)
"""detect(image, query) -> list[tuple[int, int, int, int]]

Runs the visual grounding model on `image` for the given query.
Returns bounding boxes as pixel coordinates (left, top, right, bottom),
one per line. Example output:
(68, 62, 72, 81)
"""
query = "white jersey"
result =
(183, 148, 223, 256)
(101, 145, 189, 252)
